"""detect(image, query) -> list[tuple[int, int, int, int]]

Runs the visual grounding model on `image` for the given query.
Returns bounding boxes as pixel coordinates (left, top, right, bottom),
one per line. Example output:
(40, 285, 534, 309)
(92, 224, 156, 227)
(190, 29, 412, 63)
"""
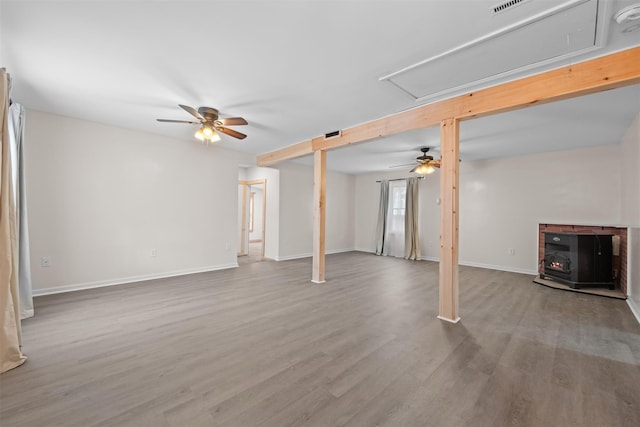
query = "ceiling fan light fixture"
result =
(194, 125, 221, 143)
(202, 125, 214, 138)
(208, 130, 221, 143)
(411, 163, 436, 175)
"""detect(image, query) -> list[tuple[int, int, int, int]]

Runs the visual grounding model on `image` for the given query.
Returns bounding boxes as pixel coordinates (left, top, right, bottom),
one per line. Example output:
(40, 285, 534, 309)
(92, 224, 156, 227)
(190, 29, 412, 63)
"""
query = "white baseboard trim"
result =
(627, 298, 640, 325)
(32, 263, 239, 297)
(458, 260, 538, 276)
(274, 253, 312, 261)
(420, 256, 537, 275)
(274, 248, 354, 262)
(354, 247, 374, 253)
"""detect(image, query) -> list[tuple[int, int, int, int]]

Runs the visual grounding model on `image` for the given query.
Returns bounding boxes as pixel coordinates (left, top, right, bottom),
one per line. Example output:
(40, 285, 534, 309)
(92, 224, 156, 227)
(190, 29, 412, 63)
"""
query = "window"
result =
(389, 182, 406, 227)
(384, 180, 406, 257)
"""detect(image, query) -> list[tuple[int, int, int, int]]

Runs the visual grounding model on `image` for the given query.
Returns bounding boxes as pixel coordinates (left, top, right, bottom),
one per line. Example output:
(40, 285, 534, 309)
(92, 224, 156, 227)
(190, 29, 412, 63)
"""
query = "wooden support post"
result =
(438, 118, 460, 323)
(312, 150, 326, 283)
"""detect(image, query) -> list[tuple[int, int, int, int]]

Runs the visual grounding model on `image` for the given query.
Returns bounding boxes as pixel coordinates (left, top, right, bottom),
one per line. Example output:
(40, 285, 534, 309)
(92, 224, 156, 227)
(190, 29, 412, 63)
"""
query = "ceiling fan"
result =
(157, 104, 248, 143)
(390, 147, 441, 175)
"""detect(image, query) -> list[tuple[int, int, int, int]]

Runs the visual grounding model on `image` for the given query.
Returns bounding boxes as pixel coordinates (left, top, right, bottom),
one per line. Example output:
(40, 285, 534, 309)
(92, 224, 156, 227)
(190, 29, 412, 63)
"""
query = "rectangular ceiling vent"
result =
(492, 0, 529, 14)
(324, 130, 342, 139)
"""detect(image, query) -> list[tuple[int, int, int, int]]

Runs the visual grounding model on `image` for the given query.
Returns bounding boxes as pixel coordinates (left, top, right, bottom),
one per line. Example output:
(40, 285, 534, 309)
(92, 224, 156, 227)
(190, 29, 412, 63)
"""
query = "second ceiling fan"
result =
(410, 147, 441, 175)
(389, 147, 441, 175)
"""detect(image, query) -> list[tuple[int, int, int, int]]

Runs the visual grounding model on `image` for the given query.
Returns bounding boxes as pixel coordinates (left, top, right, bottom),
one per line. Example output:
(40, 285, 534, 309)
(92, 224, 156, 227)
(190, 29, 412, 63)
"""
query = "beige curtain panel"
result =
(375, 180, 389, 255)
(404, 177, 421, 261)
(0, 68, 27, 373)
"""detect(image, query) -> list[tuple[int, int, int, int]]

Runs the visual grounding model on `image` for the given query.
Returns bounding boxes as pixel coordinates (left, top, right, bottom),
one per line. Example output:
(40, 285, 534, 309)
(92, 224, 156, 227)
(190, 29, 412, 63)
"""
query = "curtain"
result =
(404, 177, 421, 260)
(384, 180, 406, 257)
(375, 180, 389, 255)
(0, 68, 27, 373)
(9, 102, 33, 319)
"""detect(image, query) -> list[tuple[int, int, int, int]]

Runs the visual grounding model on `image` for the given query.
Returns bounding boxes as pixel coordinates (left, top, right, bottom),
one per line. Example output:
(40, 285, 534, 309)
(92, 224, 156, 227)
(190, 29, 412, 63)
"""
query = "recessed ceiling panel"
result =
(382, 0, 600, 101)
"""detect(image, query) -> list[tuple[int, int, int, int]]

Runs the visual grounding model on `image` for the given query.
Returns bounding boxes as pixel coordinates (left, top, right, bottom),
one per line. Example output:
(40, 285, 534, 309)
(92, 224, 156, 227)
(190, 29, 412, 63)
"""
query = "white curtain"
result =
(1, 68, 27, 373)
(383, 180, 406, 257)
(9, 102, 33, 318)
(404, 177, 421, 260)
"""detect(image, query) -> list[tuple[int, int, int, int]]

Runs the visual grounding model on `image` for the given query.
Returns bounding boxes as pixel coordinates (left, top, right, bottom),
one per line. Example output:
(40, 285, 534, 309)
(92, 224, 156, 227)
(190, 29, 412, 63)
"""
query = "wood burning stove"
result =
(541, 232, 613, 289)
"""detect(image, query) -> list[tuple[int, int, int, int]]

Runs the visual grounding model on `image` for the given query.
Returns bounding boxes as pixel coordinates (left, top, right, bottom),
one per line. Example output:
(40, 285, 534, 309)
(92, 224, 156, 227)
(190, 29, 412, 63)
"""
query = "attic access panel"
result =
(382, 0, 601, 102)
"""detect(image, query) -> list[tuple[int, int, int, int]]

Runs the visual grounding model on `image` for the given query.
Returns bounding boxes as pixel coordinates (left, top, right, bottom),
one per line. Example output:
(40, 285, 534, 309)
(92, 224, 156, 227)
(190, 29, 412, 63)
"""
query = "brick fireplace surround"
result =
(538, 224, 627, 295)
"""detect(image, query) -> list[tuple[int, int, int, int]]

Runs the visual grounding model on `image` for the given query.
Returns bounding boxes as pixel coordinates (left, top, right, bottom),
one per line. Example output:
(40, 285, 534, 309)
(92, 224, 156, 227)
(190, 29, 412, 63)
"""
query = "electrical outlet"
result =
(150, 248, 157, 257)
(225, 243, 231, 251)
(41, 256, 51, 267)
(508, 248, 515, 256)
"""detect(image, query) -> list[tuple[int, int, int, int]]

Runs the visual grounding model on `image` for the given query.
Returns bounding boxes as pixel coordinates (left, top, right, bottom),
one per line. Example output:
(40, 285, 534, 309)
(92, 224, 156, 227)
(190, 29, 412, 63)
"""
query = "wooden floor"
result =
(238, 242, 264, 265)
(2, 252, 640, 426)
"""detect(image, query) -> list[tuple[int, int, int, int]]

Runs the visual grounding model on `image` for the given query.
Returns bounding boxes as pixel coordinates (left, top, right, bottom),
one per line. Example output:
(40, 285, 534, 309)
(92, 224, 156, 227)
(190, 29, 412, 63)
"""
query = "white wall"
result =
(237, 168, 246, 255)
(355, 144, 623, 274)
(237, 181, 246, 254)
(620, 113, 640, 319)
(25, 110, 253, 294)
(275, 161, 355, 260)
(621, 114, 640, 227)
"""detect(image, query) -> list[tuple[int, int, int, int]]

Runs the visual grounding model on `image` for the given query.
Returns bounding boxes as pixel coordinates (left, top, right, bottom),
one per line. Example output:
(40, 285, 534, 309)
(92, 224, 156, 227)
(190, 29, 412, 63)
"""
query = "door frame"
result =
(238, 179, 266, 259)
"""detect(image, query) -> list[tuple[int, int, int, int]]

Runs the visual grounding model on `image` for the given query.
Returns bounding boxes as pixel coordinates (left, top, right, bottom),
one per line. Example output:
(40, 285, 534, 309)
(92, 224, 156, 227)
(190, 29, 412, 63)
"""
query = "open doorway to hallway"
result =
(238, 179, 265, 263)
(238, 166, 279, 264)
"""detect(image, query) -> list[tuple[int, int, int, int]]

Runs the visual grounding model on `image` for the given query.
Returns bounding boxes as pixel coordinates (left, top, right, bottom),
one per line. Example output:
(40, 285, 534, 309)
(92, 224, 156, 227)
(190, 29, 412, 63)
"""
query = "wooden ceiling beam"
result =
(257, 140, 313, 167)
(455, 45, 640, 121)
(257, 46, 640, 162)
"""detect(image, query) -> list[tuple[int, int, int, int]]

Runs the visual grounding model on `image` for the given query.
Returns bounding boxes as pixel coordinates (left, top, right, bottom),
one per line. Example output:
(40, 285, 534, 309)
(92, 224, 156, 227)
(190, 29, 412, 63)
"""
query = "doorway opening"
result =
(238, 179, 266, 263)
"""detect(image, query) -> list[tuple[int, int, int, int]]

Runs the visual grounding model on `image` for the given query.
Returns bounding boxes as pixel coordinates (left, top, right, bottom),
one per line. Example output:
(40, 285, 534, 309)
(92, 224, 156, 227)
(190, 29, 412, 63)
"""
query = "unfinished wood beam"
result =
(312, 107, 445, 152)
(238, 179, 266, 185)
(455, 46, 640, 120)
(438, 118, 460, 323)
(259, 46, 640, 161)
(257, 140, 313, 167)
(312, 150, 326, 283)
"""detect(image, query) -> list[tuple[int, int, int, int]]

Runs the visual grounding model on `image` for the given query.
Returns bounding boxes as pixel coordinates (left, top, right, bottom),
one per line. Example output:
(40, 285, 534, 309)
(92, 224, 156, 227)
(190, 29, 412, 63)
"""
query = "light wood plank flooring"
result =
(2, 252, 640, 426)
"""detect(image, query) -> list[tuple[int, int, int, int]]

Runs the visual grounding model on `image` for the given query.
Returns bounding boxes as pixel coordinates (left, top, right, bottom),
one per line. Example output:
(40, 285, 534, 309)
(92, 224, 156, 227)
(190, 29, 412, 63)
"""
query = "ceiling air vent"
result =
(492, 0, 529, 14)
(324, 130, 341, 139)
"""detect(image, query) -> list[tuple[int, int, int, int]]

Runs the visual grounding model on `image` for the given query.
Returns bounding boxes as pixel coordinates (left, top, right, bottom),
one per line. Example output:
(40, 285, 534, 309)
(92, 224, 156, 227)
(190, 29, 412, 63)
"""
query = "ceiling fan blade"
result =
(219, 117, 248, 126)
(179, 104, 204, 120)
(157, 119, 199, 124)
(388, 163, 417, 169)
(216, 126, 247, 140)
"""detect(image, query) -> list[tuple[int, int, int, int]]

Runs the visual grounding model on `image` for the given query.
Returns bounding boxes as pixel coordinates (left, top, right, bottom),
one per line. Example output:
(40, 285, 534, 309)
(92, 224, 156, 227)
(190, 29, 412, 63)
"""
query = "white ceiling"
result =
(2, 0, 639, 174)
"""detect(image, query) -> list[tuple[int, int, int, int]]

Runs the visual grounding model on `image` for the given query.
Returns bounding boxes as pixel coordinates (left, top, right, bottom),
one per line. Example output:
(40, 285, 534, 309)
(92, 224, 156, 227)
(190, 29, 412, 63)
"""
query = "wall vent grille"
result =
(324, 130, 341, 139)
(493, 0, 528, 14)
